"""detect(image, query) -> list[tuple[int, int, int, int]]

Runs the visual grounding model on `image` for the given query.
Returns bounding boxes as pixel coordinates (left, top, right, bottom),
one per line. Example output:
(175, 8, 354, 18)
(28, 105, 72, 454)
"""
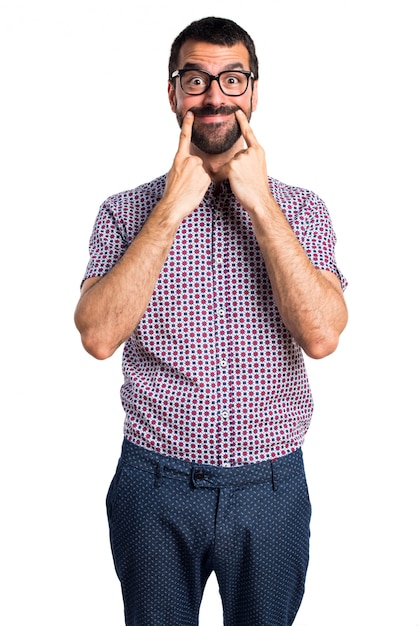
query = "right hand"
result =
(162, 111, 211, 219)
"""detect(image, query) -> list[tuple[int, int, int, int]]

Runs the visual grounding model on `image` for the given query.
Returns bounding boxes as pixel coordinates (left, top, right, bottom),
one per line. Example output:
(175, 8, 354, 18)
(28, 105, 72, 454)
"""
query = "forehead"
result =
(177, 41, 251, 71)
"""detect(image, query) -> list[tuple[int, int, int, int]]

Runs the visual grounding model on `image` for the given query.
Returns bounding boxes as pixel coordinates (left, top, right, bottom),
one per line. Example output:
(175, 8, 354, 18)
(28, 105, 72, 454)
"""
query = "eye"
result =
(190, 76, 204, 86)
(225, 74, 241, 85)
(220, 72, 248, 90)
(182, 71, 208, 89)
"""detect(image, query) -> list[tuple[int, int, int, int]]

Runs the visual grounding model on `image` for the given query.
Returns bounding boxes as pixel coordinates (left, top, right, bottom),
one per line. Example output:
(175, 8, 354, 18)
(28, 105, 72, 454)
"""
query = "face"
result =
(168, 41, 258, 155)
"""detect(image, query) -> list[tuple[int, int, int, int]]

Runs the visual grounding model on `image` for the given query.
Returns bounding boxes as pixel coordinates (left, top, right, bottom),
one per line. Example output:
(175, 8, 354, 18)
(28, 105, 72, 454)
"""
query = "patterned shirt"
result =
(84, 174, 347, 466)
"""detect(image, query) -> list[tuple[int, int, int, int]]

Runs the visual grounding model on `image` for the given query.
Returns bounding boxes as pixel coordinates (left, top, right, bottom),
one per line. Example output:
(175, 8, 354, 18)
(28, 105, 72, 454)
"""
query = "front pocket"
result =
(106, 460, 124, 523)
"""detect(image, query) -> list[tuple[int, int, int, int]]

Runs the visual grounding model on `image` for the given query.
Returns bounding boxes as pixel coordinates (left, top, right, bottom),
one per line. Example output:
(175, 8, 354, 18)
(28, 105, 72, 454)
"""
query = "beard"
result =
(176, 105, 252, 155)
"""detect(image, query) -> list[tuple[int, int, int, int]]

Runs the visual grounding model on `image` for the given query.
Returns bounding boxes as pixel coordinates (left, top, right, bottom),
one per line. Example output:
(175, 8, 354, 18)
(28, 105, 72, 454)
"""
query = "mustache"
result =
(188, 105, 241, 116)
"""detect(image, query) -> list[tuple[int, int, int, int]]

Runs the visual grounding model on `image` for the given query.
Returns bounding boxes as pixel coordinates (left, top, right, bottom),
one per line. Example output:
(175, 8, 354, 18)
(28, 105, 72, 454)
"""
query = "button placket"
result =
(211, 196, 233, 463)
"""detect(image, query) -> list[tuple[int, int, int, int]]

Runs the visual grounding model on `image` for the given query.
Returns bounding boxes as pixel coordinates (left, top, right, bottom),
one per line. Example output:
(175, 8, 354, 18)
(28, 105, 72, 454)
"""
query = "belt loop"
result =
(271, 461, 279, 492)
(154, 462, 163, 488)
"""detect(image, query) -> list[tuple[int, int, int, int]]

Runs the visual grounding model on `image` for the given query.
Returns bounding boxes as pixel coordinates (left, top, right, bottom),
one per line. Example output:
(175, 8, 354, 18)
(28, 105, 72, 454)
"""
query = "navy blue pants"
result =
(106, 440, 311, 626)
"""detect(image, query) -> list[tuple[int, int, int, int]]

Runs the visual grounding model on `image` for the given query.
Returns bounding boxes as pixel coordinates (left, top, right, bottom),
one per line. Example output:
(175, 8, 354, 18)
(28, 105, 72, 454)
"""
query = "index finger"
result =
(235, 109, 258, 148)
(178, 110, 194, 154)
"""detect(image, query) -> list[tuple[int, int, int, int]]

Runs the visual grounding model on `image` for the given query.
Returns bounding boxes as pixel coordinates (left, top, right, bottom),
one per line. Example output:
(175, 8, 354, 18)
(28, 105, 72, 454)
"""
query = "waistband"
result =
(119, 439, 305, 491)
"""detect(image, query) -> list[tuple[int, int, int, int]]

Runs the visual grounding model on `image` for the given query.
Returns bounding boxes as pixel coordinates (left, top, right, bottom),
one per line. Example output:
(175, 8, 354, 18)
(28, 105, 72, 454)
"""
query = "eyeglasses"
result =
(171, 68, 254, 97)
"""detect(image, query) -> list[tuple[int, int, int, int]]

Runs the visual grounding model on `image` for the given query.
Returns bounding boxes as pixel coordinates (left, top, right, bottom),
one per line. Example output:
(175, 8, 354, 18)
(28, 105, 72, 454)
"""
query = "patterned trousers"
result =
(106, 439, 311, 626)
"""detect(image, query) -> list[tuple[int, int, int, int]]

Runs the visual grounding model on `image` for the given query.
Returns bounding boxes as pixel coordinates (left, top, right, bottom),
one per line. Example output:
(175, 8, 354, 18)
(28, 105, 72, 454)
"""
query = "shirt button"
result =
(220, 359, 227, 368)
(221, 410, 229, 419)
(216, 257, 223, 265)
(218, 308, 225, 317)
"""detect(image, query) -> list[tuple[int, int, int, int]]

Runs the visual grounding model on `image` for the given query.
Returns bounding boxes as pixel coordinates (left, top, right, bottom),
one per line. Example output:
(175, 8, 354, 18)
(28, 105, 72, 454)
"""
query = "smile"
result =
(194, 113, 234, 124)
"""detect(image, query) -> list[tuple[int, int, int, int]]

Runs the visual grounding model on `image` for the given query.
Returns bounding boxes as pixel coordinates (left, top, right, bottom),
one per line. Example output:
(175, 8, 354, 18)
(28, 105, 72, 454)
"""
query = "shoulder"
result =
(269, 178, 334, 240)
(268, 176, 323, 207)
(102, 174, 167, 212)
(91, 174, 167, 243)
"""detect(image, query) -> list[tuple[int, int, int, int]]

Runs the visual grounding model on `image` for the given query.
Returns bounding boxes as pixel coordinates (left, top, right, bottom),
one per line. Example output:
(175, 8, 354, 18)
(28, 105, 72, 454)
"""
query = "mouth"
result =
(194, 113, 231, 124)
(190, 106, 239, 124)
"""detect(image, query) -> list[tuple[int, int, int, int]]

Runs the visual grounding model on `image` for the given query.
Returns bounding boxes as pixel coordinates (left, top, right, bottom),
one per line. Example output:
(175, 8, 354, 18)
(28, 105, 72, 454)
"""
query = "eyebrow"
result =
(181, 62, 246, 71)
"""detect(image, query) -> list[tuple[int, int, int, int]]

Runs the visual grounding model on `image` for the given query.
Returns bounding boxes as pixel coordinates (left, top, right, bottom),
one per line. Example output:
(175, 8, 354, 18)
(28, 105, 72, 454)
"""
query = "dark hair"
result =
(168, 16, 259, 80)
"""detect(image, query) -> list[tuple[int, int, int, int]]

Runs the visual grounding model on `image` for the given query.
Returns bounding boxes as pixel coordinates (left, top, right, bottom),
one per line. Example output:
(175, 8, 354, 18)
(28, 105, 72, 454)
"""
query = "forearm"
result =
(249, 198, 348, 359)
(74, 202, 182, 359)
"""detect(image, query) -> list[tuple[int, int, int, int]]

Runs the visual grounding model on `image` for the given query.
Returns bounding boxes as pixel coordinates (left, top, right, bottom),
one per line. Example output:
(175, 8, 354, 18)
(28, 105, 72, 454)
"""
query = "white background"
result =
(1, 1, 417, 624)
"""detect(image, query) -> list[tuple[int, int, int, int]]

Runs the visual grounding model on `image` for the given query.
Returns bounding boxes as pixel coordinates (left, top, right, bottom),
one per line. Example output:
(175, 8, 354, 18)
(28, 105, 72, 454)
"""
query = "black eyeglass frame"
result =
(171, 68, 255, 96)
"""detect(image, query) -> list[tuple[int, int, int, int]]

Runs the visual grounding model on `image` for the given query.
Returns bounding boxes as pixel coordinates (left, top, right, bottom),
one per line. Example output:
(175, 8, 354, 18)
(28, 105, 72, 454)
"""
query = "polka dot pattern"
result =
(107, 439, 311, 626)
(84, 175, 346, 466)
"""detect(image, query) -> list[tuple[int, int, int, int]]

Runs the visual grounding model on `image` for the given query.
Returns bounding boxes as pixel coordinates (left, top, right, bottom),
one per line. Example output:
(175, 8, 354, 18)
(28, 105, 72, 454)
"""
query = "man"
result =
(75, 16, 348, 626)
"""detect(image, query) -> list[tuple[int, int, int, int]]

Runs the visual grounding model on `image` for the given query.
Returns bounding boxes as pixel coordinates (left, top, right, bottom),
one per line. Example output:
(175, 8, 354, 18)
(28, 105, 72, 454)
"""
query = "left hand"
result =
(220, 109, 272, 212)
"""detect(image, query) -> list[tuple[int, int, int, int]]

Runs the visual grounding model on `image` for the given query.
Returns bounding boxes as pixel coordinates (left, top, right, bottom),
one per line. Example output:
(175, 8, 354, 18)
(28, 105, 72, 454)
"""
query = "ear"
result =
(251, 79, 259, 112)
(168, 81, 177, 112)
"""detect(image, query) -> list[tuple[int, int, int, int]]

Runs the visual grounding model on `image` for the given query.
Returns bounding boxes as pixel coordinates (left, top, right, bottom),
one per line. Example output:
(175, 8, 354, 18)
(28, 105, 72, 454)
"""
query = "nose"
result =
(201, 77, 226, 106)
